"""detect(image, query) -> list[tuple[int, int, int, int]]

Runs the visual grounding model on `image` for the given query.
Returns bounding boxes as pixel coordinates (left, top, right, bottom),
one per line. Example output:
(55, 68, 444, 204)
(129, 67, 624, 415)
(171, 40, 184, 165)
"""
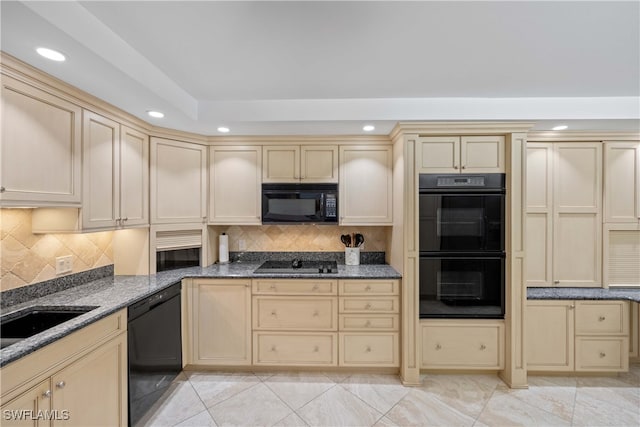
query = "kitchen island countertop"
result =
(0, 262, 400, 367)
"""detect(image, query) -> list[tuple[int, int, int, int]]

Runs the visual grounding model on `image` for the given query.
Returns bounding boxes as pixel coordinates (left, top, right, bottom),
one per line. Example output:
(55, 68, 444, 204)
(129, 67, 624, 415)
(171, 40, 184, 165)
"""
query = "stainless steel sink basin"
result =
(0, 306, 98, 349)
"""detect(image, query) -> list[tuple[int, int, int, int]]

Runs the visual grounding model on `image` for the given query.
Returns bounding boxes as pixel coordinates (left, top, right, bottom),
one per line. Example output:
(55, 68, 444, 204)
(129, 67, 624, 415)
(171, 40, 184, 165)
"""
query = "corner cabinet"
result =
(0, 75, 82, 207)
(339, 145, 393, 225)
(417, 136, 505, 174)
(262, 145, 338, 183)
(209, 146, 262, 224)
(150, 137, 207, 224)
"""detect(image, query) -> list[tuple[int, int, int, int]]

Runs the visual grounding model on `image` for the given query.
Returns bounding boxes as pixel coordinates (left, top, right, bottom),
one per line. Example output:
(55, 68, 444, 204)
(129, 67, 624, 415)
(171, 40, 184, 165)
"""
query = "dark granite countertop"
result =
(0, 262, 401, 367)
(527, 287, 640, 302)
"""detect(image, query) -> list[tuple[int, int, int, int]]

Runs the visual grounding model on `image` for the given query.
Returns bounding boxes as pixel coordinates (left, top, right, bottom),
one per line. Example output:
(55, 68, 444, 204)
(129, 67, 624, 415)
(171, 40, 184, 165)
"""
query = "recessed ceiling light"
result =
(36, 47, 65, 62)
(147, 110, 164, 118)
(552, 125, 568, 131)
(217, 127, 230, 133)
(363, 125, 375, 132)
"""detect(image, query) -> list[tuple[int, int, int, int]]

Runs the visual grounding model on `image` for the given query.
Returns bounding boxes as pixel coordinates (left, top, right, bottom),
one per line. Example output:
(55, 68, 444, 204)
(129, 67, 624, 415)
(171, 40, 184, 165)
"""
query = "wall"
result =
(215, 225, 388, 252)
(0, 209, 113, 291)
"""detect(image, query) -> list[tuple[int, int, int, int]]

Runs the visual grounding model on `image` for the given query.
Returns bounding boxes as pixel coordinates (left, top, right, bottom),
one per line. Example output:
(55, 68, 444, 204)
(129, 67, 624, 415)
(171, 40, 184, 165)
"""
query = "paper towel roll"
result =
(219, 233, 229, 264)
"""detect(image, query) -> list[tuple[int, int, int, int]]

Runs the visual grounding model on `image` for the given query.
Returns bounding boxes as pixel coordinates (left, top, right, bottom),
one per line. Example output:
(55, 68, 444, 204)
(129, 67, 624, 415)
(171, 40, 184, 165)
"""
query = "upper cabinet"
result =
(209, 146, 262, 224)
(339, 145, 392, 225)
(526, 142, 602, 287)
(119, 126, 150, 227)
(0, 76, 82, 207)
(263, 145, 338, 183)
(417, 136, 505, 174)
(604, 142, 640, 223)
(150, 137, 207, 224)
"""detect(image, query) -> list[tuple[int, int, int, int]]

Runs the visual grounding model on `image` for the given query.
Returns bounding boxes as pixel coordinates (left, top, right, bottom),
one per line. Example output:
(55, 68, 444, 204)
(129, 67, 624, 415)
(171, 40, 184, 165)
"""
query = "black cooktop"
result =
(253, 259, 338, 275)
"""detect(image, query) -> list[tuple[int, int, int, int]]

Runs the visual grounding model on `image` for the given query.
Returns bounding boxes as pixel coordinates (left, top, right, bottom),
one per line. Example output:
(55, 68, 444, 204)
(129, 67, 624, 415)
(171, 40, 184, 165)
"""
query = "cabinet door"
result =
(604, 142, 640, 223)
(525, 143, 553, 286)
(553, 143, 602, 287)
(0, 379, 52, 427)
(150, 137, 207, 224)
(339, 145, 392, 225)
(51, 333, 127, 427)
(526, 301, 574, 371)
(300, 145, 338, 183)
(460, 136, 505, 173)
(603, 224, 640, 287)
(209, 146, 261, 224)
(416, 136, 460, 173)
(1, 76, 81, 206)
(119, 126, 149, 227)
(82, 111, 120, 230)
(190, 280, 252, 365)
(263, 145, 300, 182)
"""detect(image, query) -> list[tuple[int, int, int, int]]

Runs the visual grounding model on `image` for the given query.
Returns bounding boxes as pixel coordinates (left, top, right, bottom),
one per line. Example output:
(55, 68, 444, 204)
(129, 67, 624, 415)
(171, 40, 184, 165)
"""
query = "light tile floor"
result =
(137, 364, 640, 427)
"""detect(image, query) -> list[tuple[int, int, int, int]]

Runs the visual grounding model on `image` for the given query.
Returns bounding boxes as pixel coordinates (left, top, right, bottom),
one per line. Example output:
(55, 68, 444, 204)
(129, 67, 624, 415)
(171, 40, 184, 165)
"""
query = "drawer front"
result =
(252, 280, 337, 295)
(575, 301, 628, 335)
(339, 333, 399, 367)
(339, 314, 400, 331)
(421, 322, 504, 369)
(253, 297, 337, 330)
(253, 332, 337, 366)
(339, 297, 400, 313)
(338, 280, 399, 296)
(576, 337, 629, 371)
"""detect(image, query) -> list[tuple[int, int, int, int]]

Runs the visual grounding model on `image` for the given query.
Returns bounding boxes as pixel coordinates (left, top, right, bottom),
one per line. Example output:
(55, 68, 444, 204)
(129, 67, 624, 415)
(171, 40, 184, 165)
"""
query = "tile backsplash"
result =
(1, 209, 113, 291)
(215, 225, 389, 252)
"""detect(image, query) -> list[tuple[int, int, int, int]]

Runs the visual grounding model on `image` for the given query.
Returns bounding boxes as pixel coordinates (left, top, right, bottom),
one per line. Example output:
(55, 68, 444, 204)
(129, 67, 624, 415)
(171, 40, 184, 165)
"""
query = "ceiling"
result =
(2, 1, 639, 136)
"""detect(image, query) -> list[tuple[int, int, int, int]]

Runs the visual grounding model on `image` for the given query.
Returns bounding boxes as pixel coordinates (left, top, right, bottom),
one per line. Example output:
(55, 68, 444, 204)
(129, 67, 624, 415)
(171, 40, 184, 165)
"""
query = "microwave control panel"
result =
(325, 194, 337, 218)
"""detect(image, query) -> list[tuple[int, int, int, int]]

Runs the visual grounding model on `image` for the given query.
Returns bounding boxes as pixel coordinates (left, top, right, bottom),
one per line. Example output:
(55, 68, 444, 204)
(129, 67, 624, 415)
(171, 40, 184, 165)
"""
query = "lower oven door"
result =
(419, 255, 504, 319)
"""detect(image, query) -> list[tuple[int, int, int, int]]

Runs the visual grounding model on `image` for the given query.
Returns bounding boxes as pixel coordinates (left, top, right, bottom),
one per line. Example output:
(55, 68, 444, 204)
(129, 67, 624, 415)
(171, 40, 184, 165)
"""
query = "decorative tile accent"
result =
(0, 209, 114, 291)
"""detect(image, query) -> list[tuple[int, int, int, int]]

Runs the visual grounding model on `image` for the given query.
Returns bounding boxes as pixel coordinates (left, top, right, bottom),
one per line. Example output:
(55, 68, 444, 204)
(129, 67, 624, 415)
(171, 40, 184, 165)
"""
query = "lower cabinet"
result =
(253, 332, 338, 366)
(527, 300, 630, 372)
(420, 320, 505, 369)
(0, 310, 127, 426)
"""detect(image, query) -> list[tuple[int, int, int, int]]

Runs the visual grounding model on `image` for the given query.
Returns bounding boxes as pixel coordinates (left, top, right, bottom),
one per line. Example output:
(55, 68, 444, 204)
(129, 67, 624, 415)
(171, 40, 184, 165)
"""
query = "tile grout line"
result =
(471, 381, 501, 426)
(335, 379, 400, 426)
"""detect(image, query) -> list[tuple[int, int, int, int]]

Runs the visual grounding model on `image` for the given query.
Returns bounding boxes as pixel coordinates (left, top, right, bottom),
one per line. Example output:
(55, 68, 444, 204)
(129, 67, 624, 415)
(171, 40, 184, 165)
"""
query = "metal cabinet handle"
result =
(365, 346, 372, 353)
(453, 165, 459, 170)
(554, 280, 560, 284)
(365, 285, 372, 291)
(598, 316, 606, 321)
(313, 346, 319, 352)
(365, 303, 372, 310)
(435, 344, 442, 350)
(269, 285, 276, 291)
(480, 344, 487, 351)
(312, 284, 319, 291)
(0, 186, 5, 193)
(461, 165, 466, 170)
(123, 217, 128, 222)
(599, 352, 606, 358)
(313, 310, 319, 317)
(569, 305, 575, 309)
(365, 320, 371, 327)
(42, 390, 52, 398)
(271, 310, 277, 316)
(271, 345, 277, 352)
(56, 381, 66, 389)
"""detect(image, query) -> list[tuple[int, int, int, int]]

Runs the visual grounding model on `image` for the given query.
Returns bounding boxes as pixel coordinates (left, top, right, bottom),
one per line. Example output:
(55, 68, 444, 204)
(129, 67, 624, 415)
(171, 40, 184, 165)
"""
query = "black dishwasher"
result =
(128, 282, 182, 426)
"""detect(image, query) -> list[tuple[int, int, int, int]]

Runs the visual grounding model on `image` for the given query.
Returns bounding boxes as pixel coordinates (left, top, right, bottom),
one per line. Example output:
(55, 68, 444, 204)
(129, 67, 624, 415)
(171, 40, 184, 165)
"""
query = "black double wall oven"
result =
(419, 174, 506, 319)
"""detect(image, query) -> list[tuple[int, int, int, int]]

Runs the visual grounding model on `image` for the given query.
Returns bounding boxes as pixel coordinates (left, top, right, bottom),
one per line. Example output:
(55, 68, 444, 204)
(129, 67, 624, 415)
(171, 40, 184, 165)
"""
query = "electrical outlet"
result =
(56, 255, 73, 274)
(238, 239, 246, 251)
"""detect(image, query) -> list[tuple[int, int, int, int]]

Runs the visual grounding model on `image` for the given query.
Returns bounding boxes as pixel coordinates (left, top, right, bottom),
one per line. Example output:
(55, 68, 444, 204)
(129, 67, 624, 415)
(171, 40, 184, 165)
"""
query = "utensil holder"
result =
(345, 247, 360, 266)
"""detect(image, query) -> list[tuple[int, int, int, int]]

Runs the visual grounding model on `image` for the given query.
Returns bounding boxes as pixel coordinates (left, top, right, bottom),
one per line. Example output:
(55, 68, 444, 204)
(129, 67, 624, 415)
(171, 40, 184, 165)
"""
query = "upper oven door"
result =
(419, 193, 505, 252)
(262, 184, 338, 224)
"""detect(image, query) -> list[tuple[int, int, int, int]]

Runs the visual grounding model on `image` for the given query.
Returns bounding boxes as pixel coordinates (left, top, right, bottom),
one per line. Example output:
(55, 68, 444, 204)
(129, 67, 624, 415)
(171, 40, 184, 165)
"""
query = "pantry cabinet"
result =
(526, 142, 602, 287)
(188, 279, 252, 365)
(417, 136, 505, 174)
(150, 137, 207, 224)
(262, 145, 338, 183)
(0, 75, 82, 207)
(339, 145, 393, 225)
(209, 146, 261, 224)
(527, 300, 629, 372)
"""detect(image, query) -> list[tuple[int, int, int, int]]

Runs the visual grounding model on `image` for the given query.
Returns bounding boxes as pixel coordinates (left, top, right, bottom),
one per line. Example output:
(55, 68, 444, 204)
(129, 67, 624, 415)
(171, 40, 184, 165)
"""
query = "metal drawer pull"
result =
(313, 346, 319, 352)
(453, 165, 459, 170)
(598, 316, 606, 321)
(312, 284, 319, 291)
(42, 390, 51, 398)
(365, 320, 371, 327)
(313, 310, 319, 317)
(56, 381, 66, 389)
(480, 344, 486, 351)
(270, 285, 276, 291)
(554, 280, 560, 284)
(365, 346, 372, 353)
(600, 352, 606, 358)
(365, 303, 372, 310)
(271, 310, 277, 316)
(435, 344, 442, 350)
(461, 165, 466, 170)
(271, 345, 277, 352)
(365, 285, 371, 291)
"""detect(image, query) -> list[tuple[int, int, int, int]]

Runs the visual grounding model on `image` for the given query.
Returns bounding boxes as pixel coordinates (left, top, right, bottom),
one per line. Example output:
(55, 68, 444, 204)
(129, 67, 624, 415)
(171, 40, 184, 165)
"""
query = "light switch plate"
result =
(56, 255, 73, 274)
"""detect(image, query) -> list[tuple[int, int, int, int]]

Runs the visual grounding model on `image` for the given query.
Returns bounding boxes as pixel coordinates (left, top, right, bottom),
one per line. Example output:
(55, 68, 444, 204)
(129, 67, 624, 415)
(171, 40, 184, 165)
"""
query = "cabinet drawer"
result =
(252, 297, 337, 330)
(338, 280, 399, 296)
(339, 297, 399, 313)
(253, 332, 337, 366)
(339, 314, 399, 331)
(576, 337, 629, 372)
(420, 321, 504, 369)
(339, 333, 399, 367)
(575, 301, 629, 335)
(252, 279, 337, 295)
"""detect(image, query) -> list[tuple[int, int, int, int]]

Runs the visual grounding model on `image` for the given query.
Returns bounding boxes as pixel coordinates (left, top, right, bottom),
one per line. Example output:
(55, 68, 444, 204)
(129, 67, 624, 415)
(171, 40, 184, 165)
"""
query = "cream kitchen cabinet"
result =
(339, 145, 393, 225)
(420, 320, 505, 370)
(209, 146, 261, 224)
(527, 300, 629, 372)
(603, 223, 640, 288)
(262, 145, 338, 183)
(526, 142, 603, 287)
(604, 142, 640, 223)
(187, 279, 252, 366)
(150, 137, 207, 224)
(0, 310, 127, 426)
(0, 75, 82, 207)
(417, 136, 505, 174)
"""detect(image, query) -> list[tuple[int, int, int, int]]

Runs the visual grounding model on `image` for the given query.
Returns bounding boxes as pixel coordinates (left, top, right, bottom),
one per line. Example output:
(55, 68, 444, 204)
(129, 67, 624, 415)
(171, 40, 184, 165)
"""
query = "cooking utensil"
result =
(355, 233, 365, 248)
(341, 234, 352, 247)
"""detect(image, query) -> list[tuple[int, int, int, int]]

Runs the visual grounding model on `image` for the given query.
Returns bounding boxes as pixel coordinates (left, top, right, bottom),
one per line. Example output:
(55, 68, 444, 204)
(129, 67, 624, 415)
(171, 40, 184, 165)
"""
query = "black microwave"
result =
(262, 183, 338, 224)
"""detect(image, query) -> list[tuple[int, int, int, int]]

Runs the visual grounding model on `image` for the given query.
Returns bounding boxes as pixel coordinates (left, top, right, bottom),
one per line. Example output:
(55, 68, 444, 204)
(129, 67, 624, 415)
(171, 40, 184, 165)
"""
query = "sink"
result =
(0, 306, 98, 349)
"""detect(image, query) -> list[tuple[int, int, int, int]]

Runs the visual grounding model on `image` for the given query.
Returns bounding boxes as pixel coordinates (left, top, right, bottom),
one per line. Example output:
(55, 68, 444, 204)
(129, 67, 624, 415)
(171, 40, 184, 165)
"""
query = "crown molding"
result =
(390, 121, 535, 140)
(527, 130, 640, 142)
